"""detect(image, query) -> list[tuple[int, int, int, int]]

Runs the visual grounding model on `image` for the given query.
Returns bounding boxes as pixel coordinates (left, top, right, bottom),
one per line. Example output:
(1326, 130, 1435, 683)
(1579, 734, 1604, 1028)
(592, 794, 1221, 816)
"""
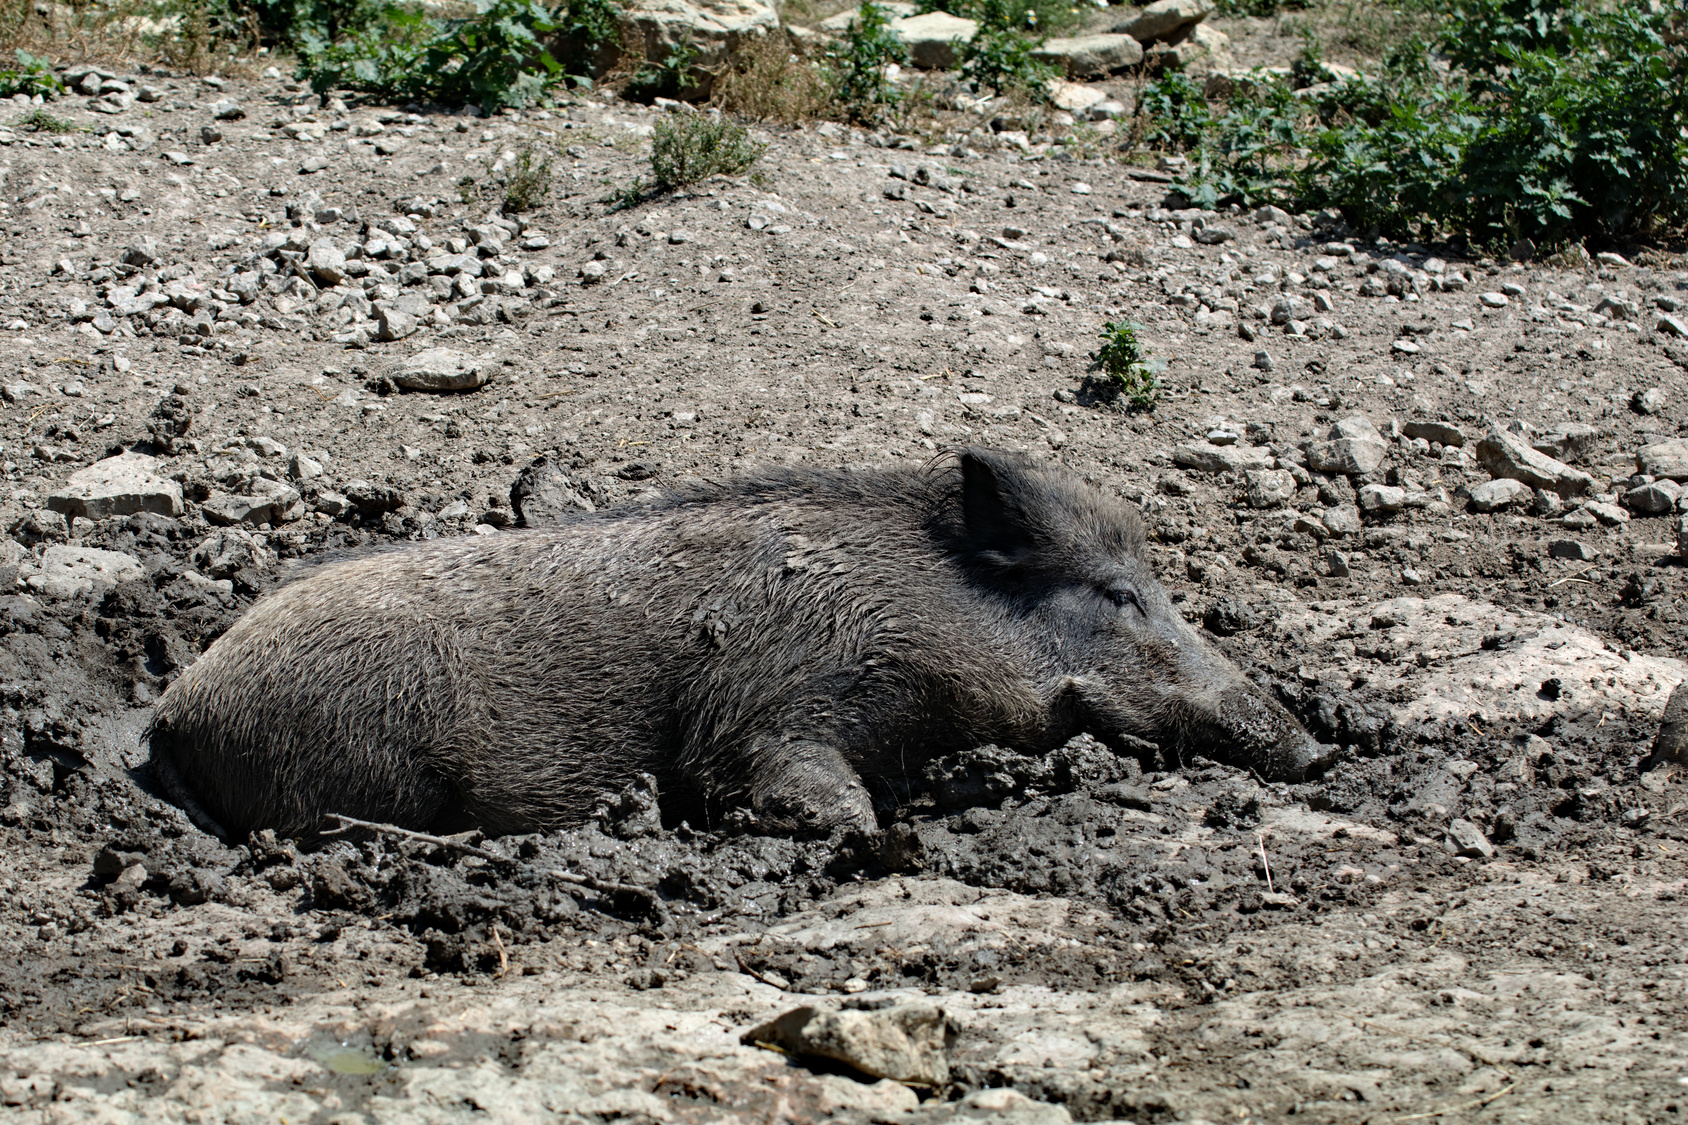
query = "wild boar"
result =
(149, 449, 1332, 839)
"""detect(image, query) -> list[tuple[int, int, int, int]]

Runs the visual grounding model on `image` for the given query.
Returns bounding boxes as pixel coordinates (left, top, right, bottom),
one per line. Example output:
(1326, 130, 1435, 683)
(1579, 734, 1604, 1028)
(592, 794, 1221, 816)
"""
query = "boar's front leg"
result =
(739, 736, 878, 834)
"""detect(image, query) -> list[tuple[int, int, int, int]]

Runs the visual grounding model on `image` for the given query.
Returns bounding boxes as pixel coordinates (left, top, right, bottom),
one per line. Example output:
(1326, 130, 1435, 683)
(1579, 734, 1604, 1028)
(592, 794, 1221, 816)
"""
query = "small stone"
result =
(1402, 419, 1465, 447)
(1206, 429, 1238, 446)
(1447, 818, 1495, 859)
(1325, 549, 1350, 577)
(288, 452, 324, 481)
(1357, 483, 1405, 513)
(211, 99, 245, 120)
(1632, 388, 1666, 415)
(1582, 501, 1629, 526)
(1320, 504, 1362, 536)
(1468, 478, 1530, 512)
(375, 305, 419, 341)
(1193, 224, 1235, 245)
(1244, 468, 1296, 508)
(1251, 350, 1273, 372)
(580, 261, 608, 285)
(1479, 292, 1509, 308)
(306, 239, 347, 285)
(300, 155, 331, 174)
(1548, 539, 1599, 561)
(1113, 0, 1214, 42)
(742, 1002, 956, 1086)
(1533, 488, 1565, 517)
(1655, 313, 1688, 339)
(390, 347, 487, 392)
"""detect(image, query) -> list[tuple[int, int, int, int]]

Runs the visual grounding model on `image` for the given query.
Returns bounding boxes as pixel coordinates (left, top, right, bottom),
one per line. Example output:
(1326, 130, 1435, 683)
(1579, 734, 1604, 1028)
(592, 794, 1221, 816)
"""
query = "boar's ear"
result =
(958, 449, 1050, 571)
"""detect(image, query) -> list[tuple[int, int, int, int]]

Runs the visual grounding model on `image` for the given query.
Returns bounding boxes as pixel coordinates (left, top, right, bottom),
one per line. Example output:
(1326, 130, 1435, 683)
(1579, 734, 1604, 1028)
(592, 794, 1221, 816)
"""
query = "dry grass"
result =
(710, 30, 833, 124)
(0, 0, 159, 68)
(0, 0, 265, 76)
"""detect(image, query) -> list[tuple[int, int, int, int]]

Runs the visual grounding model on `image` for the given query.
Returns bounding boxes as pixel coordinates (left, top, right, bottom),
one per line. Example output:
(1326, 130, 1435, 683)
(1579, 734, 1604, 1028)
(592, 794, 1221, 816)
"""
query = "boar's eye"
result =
(1104, 587, 1145, 615)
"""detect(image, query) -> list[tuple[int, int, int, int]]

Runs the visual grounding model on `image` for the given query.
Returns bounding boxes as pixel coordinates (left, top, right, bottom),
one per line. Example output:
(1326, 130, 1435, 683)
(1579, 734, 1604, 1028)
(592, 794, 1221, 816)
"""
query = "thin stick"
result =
(491, 926, 509, 977)
(548, 869, 669, 920)
(320, 814, 513, 866)
(733, 951, 789, 991)
(1395, 1083, 1516, 1121)
(1257, 833, 1274, 894)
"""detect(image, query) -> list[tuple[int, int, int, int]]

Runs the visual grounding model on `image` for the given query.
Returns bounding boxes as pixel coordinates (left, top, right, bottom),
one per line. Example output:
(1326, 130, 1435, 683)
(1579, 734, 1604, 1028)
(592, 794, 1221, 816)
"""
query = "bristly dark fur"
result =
(149, 448, 1325, 841)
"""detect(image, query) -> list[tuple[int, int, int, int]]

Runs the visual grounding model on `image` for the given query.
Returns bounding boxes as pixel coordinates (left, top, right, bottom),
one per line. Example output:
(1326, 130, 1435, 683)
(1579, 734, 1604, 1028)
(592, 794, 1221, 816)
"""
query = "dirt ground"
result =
(0, 23, 1685, 1123)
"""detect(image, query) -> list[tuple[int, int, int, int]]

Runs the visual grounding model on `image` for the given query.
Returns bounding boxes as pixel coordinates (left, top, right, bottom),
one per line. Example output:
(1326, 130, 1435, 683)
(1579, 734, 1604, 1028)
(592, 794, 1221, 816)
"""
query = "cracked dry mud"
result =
(0, 57, 1685, 1125)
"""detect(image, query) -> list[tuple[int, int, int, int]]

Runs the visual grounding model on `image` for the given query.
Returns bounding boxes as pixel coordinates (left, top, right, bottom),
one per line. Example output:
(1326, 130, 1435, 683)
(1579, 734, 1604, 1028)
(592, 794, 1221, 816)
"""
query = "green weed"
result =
(14, 107, 75, 132)
(1089, 322, 1161, 413)
(826, 0, 908, 125)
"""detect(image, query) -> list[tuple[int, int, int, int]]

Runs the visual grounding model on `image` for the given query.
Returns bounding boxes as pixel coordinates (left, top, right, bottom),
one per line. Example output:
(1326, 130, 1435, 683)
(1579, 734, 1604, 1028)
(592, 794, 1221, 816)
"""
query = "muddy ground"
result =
(0, 30, 1685, 1123)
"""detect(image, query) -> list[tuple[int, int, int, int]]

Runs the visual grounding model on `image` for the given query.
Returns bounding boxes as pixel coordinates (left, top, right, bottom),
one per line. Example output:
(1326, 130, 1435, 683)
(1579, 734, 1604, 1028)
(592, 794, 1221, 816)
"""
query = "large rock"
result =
(1642, 682, 1688, 770)
(1625, 479, 1682, 514)
(620, 0, 780, 74)
(1113, 0, 1212, 43)
(889, 11, 977, 68)
(742, 1002, 956, 1085)
(1475, 426, 1595, 498)
(510, 456, 596, 525)
(1637, 438, 1688, 481)
(27, 545, 143, 599)
(47, 452, 183, 521)
(391, 348, 490, 393)
(1172, 442, 1273, 474)
(1032, 33, 1144, 78)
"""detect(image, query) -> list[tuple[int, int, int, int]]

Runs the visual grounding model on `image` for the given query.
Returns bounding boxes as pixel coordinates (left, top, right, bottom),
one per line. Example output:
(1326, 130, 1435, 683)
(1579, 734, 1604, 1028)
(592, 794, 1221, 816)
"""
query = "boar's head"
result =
(941, 449, 1336, 781)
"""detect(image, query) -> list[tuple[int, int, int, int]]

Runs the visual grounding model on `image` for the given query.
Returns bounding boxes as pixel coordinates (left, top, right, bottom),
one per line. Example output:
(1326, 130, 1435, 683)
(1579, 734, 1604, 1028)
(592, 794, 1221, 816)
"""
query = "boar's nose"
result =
(1207, 683, 1343, 782)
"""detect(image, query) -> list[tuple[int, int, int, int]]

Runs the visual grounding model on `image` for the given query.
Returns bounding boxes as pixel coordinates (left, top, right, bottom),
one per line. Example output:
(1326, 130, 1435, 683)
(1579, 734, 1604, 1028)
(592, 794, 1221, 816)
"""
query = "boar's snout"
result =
(1202, 682, 1340, 782)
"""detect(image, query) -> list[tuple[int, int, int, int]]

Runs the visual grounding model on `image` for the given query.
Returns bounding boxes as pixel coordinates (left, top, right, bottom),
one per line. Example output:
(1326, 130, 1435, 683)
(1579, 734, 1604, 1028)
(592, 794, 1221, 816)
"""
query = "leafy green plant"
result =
(626, 37, 700, 101)
(1089, 322, 1161, 412)
(1134, 73, 1213, 152)
(556, 0, 623, 81)
(826, 0, 908, 125)
(298, 0, 567, 111)
(14, 107, 76, 133)
(1135, 0, 1688, 249)
(960, 20, 1055, 98)
(649, 109, 766, 189)
(0, 52, 63, 99)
